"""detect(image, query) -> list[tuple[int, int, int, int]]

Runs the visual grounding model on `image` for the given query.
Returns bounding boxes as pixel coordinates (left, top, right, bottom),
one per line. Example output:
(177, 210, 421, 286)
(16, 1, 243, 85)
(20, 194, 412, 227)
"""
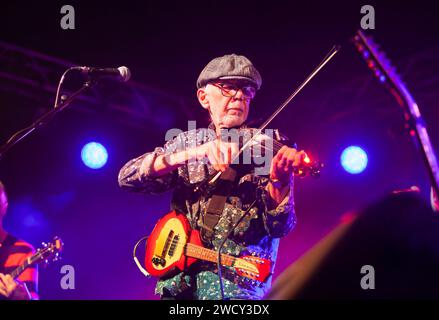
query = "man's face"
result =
(198, 79, 256, 130)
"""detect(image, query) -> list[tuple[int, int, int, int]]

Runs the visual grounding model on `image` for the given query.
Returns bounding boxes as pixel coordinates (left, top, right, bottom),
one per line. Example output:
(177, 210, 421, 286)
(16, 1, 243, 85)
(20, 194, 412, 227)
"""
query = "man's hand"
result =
(0, 273, 30, 300)
(203, 138, 239, 172)
(0, 273, 17, 298)
(148, 138, 239, 178)
(267, 146, 307, 205)
(270, 146, 307, 185)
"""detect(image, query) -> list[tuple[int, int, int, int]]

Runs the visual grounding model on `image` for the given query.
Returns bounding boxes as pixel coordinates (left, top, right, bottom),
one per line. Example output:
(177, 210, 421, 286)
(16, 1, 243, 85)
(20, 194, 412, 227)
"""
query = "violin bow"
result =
(208, 45, 341, 185)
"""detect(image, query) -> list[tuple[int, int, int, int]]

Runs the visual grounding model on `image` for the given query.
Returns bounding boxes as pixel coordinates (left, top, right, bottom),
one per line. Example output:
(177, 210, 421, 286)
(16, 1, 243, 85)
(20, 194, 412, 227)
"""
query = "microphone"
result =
(73, 66, 131, 82)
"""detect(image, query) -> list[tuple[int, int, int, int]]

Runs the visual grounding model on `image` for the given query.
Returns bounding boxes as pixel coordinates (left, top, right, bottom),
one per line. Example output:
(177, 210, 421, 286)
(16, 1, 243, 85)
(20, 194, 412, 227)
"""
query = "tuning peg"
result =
(41, 242, 48, 248)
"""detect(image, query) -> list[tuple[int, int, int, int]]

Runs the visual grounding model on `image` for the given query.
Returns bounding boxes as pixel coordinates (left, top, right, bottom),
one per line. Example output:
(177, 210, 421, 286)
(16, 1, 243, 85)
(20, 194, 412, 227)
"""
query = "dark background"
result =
(0, 0, 438, 299)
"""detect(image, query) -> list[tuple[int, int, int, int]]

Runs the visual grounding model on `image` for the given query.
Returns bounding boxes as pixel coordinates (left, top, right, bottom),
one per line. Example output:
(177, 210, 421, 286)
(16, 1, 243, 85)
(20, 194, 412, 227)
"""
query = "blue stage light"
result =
(341, 146, 368, 174)
(81, 142, 108, 169)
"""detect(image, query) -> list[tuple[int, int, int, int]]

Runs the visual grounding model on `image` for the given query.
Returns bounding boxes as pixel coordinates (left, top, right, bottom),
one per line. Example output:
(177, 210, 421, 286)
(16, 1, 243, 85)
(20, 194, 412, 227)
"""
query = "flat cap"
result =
(197, 54, 262, 89)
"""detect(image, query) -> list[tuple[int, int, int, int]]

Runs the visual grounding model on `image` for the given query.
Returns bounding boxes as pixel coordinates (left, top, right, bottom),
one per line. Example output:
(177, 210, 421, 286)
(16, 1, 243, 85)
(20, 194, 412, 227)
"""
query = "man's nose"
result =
(232, 88, 245, 100)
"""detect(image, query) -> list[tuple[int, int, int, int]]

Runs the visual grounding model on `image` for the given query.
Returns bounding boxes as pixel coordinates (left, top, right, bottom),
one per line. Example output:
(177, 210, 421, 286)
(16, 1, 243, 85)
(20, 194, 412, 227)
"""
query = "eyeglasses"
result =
(209, 82, 257, 99)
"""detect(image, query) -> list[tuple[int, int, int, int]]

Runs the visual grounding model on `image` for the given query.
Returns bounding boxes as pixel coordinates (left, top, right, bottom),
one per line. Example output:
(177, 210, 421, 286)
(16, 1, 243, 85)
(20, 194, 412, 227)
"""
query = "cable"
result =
(133, 236, 150, 278)
(53, 67, 76, 108)
(216, 196, 259, 300)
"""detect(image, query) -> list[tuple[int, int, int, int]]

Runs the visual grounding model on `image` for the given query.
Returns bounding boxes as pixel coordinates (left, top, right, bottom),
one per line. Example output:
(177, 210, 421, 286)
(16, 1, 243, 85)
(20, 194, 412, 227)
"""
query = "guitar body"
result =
(144, 210, 202, 277)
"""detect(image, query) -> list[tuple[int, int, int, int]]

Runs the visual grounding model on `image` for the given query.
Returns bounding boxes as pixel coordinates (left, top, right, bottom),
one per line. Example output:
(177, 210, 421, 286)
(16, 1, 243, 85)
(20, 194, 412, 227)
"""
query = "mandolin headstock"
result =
(234, 255, 272, 283)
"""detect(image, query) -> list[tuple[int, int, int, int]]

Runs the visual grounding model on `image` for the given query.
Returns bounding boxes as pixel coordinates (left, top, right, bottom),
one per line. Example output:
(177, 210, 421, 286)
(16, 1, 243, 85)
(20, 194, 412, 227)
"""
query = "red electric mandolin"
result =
(144, 211, 272, 282)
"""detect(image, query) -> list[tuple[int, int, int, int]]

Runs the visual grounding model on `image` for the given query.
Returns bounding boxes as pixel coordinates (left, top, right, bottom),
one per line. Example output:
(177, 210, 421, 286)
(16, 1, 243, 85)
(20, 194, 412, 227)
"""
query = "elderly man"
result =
(118, 54, 306, 300)
(0, 181, 39, 300)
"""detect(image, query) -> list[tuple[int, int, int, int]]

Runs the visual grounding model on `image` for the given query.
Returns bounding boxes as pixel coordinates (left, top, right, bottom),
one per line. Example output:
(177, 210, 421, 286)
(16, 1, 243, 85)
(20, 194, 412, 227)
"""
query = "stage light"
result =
(81, 142, 108, 169)
(341, 146, 368, 174)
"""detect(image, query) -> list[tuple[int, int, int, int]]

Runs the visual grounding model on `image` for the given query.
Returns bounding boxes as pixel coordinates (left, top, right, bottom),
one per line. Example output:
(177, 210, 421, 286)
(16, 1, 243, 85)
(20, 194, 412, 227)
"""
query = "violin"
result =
(216, 126, 324, 178)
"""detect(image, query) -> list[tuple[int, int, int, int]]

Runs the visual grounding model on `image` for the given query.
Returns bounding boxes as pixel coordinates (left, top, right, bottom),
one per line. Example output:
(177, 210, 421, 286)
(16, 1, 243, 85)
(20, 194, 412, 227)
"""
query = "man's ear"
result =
(197, 87, 209, 110)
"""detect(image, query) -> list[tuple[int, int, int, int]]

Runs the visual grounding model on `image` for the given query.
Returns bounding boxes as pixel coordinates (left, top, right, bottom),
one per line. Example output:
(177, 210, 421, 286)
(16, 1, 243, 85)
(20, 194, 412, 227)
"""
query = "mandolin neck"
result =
(185, 244, 237, 267)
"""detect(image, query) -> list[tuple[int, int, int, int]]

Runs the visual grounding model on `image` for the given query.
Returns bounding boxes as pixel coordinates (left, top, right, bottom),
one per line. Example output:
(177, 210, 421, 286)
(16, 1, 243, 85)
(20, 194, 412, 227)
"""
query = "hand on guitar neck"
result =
(0, 236, 62, 300)
(0, 273, 31, 300)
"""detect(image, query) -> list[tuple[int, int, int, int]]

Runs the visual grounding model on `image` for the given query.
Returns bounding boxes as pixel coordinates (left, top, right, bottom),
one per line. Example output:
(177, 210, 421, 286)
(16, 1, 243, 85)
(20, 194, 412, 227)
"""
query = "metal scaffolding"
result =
(313, 44, 439, 124)
(0, 40, 192, 130)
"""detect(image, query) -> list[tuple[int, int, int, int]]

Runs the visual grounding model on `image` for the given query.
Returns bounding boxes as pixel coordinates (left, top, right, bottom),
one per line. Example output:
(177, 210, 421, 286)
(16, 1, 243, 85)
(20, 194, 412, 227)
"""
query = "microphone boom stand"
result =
(0, 79, 98, 161)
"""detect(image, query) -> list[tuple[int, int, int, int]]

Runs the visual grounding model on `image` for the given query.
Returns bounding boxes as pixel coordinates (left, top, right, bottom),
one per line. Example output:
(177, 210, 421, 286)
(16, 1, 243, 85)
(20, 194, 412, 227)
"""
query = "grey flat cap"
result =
(197, 54, 262, 89)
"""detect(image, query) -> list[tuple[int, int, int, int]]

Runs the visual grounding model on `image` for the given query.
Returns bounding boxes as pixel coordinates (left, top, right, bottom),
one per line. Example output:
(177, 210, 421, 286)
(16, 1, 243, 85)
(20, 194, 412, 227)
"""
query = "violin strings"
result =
(246, 138, 284, 153)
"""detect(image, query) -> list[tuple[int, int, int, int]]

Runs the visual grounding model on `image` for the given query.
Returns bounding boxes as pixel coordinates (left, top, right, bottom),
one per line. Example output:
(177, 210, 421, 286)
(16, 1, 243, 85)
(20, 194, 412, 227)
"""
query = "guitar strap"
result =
(0, 234, 18, 272)
(200, 166, 237, 244)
